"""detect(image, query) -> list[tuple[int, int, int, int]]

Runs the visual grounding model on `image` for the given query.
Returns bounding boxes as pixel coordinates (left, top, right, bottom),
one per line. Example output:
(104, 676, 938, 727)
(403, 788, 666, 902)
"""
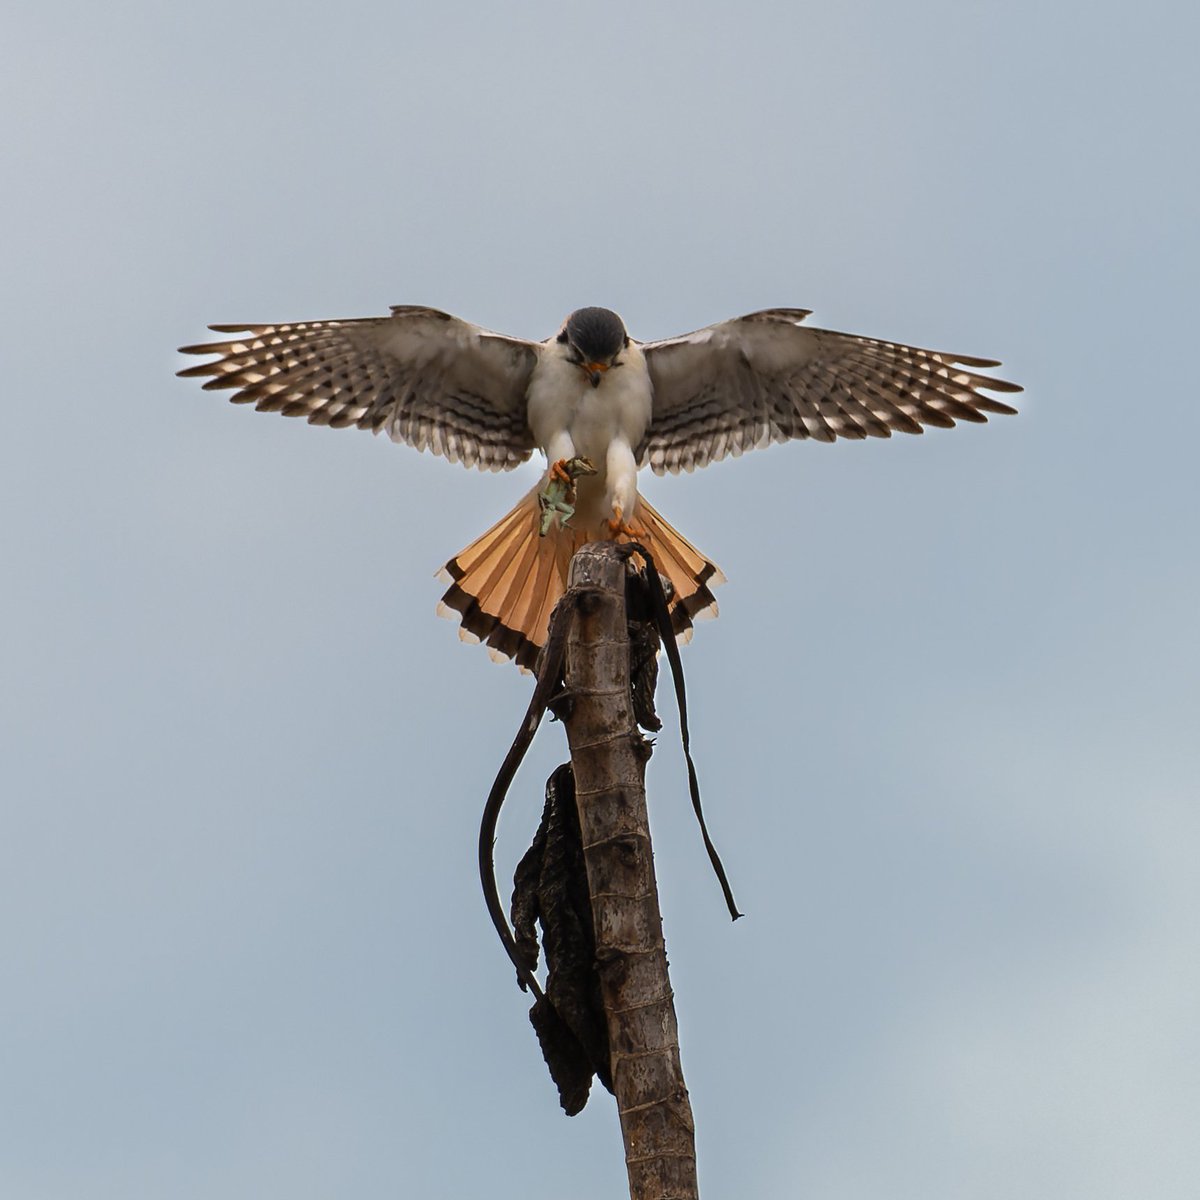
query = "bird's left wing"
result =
(639, 308, 1021, 474)
(178, 305, 539, 471)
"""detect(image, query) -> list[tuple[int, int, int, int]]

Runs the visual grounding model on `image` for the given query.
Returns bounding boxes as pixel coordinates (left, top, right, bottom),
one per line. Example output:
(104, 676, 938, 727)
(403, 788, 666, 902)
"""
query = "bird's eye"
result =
(556, 330, 569, 344)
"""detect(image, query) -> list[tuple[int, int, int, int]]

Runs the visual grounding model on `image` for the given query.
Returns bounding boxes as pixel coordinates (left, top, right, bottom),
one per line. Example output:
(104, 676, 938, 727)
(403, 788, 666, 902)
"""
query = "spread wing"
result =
(639, 308, 1022, 474)
(178, 305, 539, 471)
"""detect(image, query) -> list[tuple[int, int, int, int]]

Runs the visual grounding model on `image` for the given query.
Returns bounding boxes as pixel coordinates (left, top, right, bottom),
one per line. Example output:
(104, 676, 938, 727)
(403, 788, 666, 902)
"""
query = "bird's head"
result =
(557, 307, 629, 387)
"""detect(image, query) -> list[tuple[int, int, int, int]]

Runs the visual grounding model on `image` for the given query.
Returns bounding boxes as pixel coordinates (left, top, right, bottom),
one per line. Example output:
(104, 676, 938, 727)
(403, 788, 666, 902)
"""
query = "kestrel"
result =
(179, 305, 1020, 667)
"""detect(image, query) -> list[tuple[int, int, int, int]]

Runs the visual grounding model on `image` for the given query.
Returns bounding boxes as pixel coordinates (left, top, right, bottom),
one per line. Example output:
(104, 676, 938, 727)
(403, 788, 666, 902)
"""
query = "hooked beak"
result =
(585, 361, 608, 388)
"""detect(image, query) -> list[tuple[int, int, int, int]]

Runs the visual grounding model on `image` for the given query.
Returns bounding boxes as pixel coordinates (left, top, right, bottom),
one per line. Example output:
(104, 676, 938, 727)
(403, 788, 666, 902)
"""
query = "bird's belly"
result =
(569, 394, 626, 465)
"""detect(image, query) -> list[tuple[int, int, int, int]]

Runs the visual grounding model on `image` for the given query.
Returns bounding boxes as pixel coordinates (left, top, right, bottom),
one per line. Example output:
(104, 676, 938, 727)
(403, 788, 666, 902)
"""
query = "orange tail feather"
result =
(438, 488, 723, 670)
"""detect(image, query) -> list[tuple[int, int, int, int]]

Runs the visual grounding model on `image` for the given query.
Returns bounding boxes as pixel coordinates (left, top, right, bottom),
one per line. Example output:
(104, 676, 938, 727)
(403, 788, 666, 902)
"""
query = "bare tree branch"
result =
(564, 543, 699, 1200)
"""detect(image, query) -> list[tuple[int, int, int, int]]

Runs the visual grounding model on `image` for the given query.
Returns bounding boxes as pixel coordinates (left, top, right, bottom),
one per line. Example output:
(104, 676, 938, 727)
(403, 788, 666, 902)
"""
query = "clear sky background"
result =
(3, 2, 1197, 1197)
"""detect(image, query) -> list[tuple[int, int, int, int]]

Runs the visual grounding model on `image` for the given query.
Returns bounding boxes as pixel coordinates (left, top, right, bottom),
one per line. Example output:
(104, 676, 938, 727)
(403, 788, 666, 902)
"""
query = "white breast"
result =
(526, 341, 653, 469)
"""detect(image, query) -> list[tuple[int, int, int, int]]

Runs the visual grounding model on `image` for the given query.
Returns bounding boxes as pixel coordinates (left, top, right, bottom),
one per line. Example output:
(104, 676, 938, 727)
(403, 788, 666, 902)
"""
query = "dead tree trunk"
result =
(563, 542, 699, 1200)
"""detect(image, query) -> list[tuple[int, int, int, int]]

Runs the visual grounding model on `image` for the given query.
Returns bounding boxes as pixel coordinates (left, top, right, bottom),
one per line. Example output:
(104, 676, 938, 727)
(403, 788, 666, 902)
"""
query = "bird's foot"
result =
(547, 456, 596, 487)
(606, 504, 645, 540)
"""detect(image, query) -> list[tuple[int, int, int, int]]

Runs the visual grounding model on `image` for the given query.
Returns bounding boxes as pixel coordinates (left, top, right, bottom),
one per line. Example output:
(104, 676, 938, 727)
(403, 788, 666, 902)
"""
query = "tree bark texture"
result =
(564, 543, 699, 1200)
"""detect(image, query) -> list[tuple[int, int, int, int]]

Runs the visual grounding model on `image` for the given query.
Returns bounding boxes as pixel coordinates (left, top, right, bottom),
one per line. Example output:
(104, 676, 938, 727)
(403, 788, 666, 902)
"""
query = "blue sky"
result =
(3, 2, 1198, 1197)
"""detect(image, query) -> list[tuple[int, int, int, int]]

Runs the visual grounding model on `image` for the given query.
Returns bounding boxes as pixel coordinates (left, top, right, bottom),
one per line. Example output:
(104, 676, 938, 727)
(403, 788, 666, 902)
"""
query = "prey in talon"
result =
(539, 455, 597, 536)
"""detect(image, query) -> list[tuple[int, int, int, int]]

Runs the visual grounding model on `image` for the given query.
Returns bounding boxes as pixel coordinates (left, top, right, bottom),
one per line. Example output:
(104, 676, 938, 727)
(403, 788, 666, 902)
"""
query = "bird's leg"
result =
(606, 502, 645, 539)
(549, 458, 574, 485)
(603, 439, 643, 538)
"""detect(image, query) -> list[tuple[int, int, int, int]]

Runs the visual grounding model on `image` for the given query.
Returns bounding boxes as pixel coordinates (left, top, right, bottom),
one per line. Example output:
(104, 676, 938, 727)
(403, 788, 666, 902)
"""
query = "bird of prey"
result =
(178, 305, 1020, 668)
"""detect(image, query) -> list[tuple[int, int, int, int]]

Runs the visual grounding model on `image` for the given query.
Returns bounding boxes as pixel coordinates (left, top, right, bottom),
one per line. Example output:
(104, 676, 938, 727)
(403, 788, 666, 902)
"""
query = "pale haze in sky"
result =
(2, 2, 1197, 1197)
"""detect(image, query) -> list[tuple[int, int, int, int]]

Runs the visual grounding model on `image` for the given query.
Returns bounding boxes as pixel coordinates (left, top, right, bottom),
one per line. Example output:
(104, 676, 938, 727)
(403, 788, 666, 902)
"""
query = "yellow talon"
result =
(606, 504, 644, 539)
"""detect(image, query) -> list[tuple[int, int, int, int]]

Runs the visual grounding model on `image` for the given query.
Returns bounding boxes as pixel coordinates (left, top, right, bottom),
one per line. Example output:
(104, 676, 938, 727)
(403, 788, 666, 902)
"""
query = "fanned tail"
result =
(437, 488, 724, 670)
(630, 493, 725, 643)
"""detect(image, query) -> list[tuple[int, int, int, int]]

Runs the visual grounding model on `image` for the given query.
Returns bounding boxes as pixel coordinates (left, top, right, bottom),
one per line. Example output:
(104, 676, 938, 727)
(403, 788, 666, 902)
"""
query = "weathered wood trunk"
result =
(564, 543, 699, 1200)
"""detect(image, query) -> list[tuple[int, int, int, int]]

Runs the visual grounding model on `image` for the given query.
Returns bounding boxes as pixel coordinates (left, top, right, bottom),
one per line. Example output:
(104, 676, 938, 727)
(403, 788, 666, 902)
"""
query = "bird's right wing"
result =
(178, 305, 540, 471)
